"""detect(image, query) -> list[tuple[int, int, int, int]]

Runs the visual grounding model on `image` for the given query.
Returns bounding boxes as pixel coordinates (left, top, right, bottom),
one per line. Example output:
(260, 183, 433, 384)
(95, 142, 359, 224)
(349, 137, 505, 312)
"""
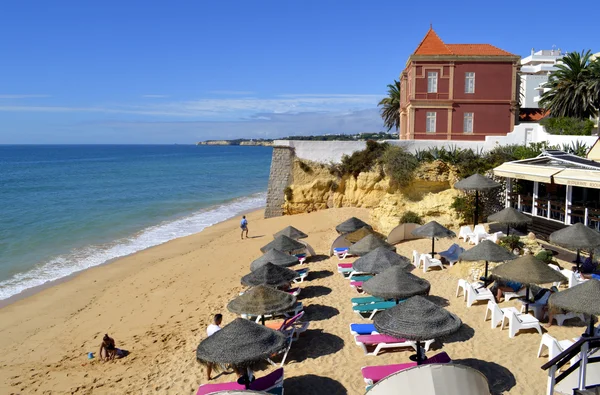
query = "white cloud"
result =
(208, 90, 255, 95)
(0, 94, 51, 99)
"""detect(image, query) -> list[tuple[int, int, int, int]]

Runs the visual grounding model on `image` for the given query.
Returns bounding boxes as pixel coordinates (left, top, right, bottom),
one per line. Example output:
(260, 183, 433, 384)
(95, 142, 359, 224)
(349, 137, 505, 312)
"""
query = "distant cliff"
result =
(196, 139, 274, 146)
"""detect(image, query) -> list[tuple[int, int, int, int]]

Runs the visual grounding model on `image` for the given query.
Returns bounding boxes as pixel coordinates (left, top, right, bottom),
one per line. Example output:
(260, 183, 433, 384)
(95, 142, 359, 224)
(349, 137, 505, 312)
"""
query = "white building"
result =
(520, 48, 564, 108)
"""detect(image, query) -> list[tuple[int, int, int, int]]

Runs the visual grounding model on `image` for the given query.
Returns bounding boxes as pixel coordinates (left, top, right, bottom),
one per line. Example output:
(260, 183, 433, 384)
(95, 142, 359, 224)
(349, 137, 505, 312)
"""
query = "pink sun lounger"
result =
(361, 352, 451, 387)
(354, 334, 419, 356)
(197, 367, 284, 395)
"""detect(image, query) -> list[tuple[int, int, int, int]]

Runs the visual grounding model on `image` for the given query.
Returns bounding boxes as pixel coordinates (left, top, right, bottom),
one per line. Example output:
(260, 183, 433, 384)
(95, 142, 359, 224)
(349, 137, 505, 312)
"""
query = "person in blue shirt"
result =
(240, 216, 249, 239)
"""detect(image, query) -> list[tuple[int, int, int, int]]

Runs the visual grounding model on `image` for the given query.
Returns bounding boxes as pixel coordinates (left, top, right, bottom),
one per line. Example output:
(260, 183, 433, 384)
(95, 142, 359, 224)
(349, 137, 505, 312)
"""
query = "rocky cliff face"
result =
(283, 159, 462, 234)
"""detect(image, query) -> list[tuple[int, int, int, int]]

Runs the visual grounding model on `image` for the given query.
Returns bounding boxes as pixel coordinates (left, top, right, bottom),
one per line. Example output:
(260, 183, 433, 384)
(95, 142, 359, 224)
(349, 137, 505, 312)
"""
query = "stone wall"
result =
(264, 146, 295, 218)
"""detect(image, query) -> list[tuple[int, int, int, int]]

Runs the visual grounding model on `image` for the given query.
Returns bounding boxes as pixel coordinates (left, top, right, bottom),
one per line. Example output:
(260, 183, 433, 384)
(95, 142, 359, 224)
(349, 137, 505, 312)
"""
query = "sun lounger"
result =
(353, 301, 397, 320)
(466, 225, 487, 245)
(354, 334, 423, 356)
(348, 271, 371, 279)
(350, 281, 364, 288)
(458, 225, 472, 241)
(351, 296, 387, 305)
(503, 287, 526, 301)
(265, 311, 309, 339)
(333, 247, 350, 260)
(244, 302, 303, 322)
(337, 263, 353, 269)
(196, 367, 284, 395)
(286, 287, 301, 297)
(420, 254, 444, 272)
(438, 243, 465, 266)
(361, 352, 451, 387)
(348, 275, 373, 282)
(466, 283, 495, 307)
(349, 323, 379, 336)
(293, 268, 309, 283)
(501, 310, 543, 338)
(295, 253, 307, 264)
(484, 300, 521, 329)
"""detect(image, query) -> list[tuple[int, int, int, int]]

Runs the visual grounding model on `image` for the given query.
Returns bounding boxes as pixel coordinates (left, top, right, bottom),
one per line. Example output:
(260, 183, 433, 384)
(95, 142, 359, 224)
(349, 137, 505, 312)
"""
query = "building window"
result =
(427, 72, 438, 93)
(464, 112, 474, 133)
(465, 72, 475, 93)
(426, 112, 436, 133)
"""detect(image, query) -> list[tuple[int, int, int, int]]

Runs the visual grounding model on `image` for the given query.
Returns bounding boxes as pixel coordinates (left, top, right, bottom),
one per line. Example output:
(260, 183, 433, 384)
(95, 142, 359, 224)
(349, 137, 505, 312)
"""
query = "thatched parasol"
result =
(347, 234, 396, 256)
(549, 279, 600, 336)
(411, 221, 456, 256)
(345, 227, 373, 243)
(459, 240, 516, 286)
(352, 246, 413, 274)
(260, 235, 305, 254)
(488, 207, 532, 236)
(273, 226, 308, 240)
(196, 318, 286, 370)
(454, 174, 501, 226)
(362, 267, 430, 302)
(549, 223, 600, 268)
(492, 255, 567, 313)
(374, 296, 462, 364)
(241, 263, 299, 288)
(227, 285, 296, 324)
(250, 249, 299, 271)
(335, 217, 372, 234)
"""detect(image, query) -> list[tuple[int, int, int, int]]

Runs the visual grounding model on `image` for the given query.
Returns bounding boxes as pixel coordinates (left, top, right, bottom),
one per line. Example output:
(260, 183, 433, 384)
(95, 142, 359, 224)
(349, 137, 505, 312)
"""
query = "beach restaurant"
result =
(493, 147, 600, 233)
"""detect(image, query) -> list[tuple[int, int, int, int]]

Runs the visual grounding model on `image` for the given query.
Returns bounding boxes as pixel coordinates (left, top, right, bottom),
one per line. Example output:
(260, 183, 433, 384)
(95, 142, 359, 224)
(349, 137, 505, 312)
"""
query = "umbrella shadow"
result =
(453, 358, 516, 395)
(308, 270, 333, 280)
(284, 374, 347, 395)
(307, 254, 330, 263)
(423, 295, 450, 307)
(288, 329, 345, 363)
(299, 285, 332, 299)
(429, 323, 475, 351)
(302, 304, 339, 321)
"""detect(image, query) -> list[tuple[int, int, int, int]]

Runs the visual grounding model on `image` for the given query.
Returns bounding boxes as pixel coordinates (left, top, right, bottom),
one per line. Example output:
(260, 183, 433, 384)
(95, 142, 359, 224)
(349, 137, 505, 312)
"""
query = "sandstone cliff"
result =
(283, 159, 462, 234)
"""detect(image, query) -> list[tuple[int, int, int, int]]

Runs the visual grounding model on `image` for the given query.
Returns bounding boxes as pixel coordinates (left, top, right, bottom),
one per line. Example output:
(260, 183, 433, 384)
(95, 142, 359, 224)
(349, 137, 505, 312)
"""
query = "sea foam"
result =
(0, 193, 266, 301)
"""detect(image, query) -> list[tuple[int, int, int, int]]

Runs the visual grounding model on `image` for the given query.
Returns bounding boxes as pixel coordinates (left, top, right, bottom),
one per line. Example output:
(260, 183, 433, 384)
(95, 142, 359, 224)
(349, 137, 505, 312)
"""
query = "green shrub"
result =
(499, 235, 523, 251)
(561, 141, 589, 157)
(536, 249, 554, 264)
(450, 195, 480, 224)
(338, 140, 389, 177)
(399, 211, 423, 225)
(284, 186, 293, 201)
(380, 145, 419, 187)
(541, 117, 595, 136)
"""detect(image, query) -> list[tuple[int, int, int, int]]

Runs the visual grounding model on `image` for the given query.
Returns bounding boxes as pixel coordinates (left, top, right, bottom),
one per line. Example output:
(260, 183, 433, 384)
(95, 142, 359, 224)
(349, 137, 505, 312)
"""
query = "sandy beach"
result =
(0, 207, 588, 394)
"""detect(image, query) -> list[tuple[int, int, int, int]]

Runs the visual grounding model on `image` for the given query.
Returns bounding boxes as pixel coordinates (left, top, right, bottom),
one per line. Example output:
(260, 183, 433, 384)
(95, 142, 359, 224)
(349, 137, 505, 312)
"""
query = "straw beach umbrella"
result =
(241, 263, 298, 288)
(492, 255, 566, 313)
(374, 296, 462, 364)
(260, 235, 305, 254)
(488, 207, 532, 236)
(273, 226, 308, 240)
(196, 318, 286, 372)
(454, 174, 501, 226)
(250, 249, 299, 271)
(549, 223, 600, 268)
(549, 279, 600, 336)
(335, 217, 372, 235)
(227, 285, 296, 325)
(347, 234, 396, 256)
(345, 227, 373, 243)
(459, 240, 516, 286)
(352, 246, 413, 274)
(411, 221, 456, 257)
(362, 267, 430, 302)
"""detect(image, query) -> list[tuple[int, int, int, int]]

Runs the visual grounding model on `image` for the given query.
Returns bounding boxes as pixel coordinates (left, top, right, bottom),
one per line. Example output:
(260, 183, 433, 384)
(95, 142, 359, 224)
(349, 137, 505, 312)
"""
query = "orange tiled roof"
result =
(413, 28, 515, 57)
(519, 108, 550, 122)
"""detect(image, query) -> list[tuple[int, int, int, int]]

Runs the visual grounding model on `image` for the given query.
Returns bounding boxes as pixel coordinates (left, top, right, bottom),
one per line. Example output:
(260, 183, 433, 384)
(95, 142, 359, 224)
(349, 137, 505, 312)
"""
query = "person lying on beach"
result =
(99, 334, 117, 361)
(206, 314, 223, 380)
(491, 280, 523, 303)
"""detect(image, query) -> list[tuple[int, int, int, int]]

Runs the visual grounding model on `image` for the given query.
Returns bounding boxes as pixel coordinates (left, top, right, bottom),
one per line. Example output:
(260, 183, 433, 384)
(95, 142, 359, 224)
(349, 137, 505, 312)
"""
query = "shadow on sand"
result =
(429, 323, 475, 352)
(424, 295, 450, 307)
(287, 329, 345, 363)
(302, 304, 339, 321)
(284, 374, 347, 395)
(299, 285, 332, 299)
(453, 358, 516, 395)
(307, 254, 330, 263)
(308, 270, 334, 280)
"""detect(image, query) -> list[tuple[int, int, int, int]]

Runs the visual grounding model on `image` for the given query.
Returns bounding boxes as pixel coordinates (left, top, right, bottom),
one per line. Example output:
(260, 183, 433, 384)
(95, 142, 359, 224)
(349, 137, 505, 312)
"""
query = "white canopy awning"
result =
(553, 169, 600, 189)
(493, 163, 564, 183)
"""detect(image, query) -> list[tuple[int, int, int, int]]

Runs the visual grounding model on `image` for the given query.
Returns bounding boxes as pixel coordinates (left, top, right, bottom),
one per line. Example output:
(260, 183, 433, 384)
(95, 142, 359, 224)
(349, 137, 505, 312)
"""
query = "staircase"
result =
(530, 216, 567, 240)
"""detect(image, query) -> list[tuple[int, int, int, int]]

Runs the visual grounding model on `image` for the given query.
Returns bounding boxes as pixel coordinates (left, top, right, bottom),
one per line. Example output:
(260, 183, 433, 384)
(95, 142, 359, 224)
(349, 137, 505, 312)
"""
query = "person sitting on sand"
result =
(240, 216, 249, 239)
(99, 334, 117, 361)
(206, 314, 223, 380)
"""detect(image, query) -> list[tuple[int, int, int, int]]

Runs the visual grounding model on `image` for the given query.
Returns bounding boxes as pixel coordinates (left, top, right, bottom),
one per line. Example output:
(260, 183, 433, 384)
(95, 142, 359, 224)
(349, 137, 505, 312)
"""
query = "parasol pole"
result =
(431, 237, 435, 257)
(261, 316, 266, 326)
(507, 224, 510, 236)
(483, 261, 489, 287)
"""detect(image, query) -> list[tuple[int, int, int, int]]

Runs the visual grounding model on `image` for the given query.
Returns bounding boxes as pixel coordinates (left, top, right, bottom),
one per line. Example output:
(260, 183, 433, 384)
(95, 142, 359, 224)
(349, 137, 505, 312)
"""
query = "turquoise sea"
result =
(0, 145, 272, 300)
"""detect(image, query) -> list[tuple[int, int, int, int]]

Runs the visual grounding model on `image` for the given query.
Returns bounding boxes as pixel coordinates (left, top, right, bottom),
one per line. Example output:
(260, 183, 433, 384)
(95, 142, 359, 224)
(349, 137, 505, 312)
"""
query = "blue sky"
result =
(1, 1, 598, 144)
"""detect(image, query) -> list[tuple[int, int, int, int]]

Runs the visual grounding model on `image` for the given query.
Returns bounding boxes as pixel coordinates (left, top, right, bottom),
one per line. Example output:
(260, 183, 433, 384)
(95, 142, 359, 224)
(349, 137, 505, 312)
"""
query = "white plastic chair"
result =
(501, 310, 543, 338)
(550, 311, 585, 326)
(537, 333, 575, 362)
(458, 226, 473, 241)
(466, 283, 495, 307)
(420, 254, 444, 273)
(412, 250, 421, 268)
(467, 225, 488, 245)
(456, 279, 469, 301)
(484, 231, 505, 243)
(504, 287, 526, 301)
(484, 301, 520, 329)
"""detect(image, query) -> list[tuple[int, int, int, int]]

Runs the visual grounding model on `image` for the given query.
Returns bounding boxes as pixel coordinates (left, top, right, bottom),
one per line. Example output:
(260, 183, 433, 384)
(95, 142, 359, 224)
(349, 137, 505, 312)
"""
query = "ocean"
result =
(0, 145, 272, 301)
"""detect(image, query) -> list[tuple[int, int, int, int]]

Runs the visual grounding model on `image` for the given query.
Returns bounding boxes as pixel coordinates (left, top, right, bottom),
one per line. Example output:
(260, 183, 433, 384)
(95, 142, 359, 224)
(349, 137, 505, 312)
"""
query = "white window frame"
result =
(427, 72, 438, 93)
(464, 112, 474, 133)
(426, 112, 437, 133)
(465, 72, 475, 94)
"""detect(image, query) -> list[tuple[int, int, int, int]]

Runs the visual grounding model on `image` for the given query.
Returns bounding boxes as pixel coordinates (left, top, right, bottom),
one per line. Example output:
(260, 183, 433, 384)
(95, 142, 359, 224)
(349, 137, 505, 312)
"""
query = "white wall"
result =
(273, 140, 368, 163)
(520, 74, 548, 108)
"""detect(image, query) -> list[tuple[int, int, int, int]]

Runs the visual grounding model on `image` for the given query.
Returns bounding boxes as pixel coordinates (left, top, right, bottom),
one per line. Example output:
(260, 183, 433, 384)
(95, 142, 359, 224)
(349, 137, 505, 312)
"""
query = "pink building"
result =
(399, 28, 520, 141)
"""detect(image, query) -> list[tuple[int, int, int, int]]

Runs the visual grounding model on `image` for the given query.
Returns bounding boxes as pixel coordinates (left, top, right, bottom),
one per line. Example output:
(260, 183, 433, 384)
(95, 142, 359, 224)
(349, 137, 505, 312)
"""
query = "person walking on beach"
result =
(206, 314, 223, 380)
(240, 216, 249, 239)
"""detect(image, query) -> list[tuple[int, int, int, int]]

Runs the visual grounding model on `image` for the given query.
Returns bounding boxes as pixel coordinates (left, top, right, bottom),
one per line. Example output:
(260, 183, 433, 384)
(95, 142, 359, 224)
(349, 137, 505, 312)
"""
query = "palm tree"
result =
(540, 51, 597, 119)
(588, 58, 600, 122)
(378, 80, 401, 131)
